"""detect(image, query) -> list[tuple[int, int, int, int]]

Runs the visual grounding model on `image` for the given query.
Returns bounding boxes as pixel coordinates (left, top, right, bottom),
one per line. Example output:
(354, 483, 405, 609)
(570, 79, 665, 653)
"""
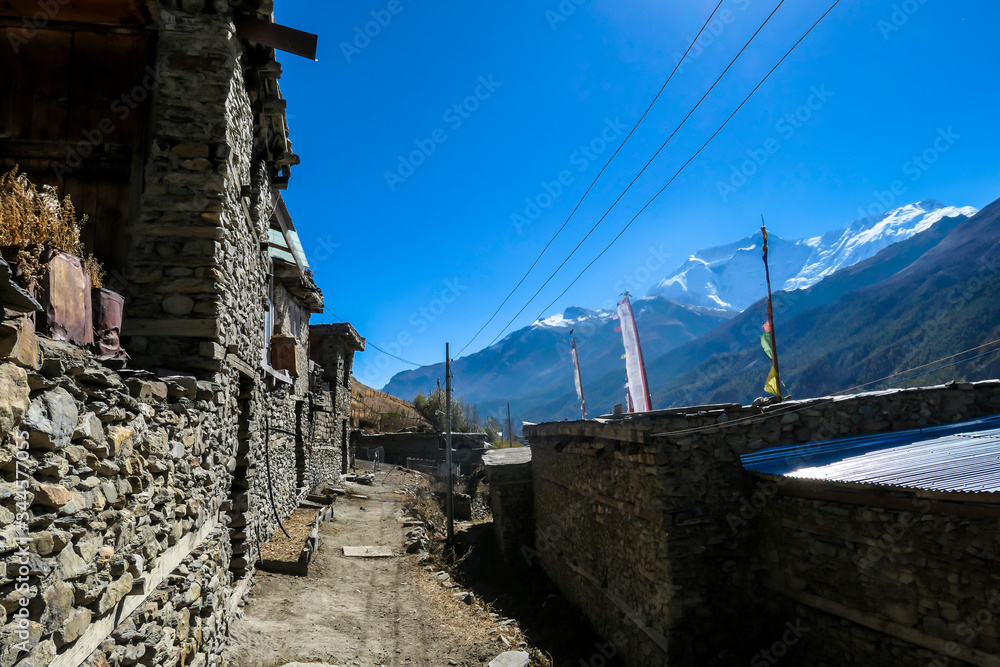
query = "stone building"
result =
(505, 382, 1000, 666)
(351, 431, 489, 474)
(310, 323, 365, 476)
(0, 2, 360, 666)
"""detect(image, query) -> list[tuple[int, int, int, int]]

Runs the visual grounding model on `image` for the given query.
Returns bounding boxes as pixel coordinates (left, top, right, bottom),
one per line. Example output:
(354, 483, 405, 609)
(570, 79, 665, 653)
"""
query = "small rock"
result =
(24, 387, 79, 450)
(162, 294, 195, 316)
(489, 651, 529, 667)
(33, 483, 72, 508)
(0, 363, 30, 431)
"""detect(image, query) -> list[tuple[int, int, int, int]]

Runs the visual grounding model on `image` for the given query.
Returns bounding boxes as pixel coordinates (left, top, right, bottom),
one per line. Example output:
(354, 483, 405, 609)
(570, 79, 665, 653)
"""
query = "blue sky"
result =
(274, 0, 1000, 391)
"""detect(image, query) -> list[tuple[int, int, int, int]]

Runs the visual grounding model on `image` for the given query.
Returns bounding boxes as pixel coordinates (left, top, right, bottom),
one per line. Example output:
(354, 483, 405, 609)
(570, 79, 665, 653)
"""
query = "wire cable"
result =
(321, 307, 428, 367)
(456, 0, 727, 357)
(465, 0, 791, 362)
(650, 337, 1000, 438)
(461, 0, 842, 390)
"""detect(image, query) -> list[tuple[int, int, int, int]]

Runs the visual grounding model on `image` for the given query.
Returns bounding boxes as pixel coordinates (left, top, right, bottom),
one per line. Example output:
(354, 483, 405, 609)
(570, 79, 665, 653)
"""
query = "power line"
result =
(456, 0, 726, 358)
(650, 337, 1000, 438)
(461, 0, 841, 389)
(467, 0, 791, 362)
(321, 307, 428, 368)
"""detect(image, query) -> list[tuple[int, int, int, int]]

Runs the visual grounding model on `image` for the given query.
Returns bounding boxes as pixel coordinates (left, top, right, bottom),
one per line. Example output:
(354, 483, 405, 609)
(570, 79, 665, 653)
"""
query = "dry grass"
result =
(259, 507, 320, 562)
(352, 377, 432, 432)
(0, 166, 104, 288)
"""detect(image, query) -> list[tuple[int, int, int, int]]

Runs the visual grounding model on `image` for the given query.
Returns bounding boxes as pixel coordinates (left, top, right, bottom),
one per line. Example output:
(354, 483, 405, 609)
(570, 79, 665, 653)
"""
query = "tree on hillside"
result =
(413, 388, 483, 433)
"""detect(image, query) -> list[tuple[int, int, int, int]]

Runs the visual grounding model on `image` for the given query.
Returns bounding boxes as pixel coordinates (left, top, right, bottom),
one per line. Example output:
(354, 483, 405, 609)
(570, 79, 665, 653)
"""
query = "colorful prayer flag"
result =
(616, 295, 652, 413)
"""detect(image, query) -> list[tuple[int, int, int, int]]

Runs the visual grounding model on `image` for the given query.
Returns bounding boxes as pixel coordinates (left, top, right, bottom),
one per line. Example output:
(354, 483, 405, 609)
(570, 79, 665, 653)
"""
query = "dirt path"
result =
(225, 471, 519, 667)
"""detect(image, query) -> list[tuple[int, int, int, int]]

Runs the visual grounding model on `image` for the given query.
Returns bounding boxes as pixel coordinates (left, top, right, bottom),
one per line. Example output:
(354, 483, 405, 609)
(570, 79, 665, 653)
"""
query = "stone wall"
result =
(524, 380, 1000, 666)
(124, 1, 269, 374)
(0, 3, 354, 667)
(307, 366, 339, 489)
(0, 328, 347, 667)
(758, 490, 1000, 667)
(482, 449, 533, 568)
(1, 339, 238, 667)
(309, 324, 365, 476)
(351, 431, 488, 473)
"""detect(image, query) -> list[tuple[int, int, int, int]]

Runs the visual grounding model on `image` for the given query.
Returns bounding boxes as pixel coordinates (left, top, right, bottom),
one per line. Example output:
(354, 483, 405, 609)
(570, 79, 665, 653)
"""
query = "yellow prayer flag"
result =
(764, 365, 780, 397)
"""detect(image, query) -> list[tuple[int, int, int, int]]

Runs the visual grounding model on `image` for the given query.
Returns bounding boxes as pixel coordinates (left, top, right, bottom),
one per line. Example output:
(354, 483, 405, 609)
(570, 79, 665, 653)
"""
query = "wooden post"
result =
(761, 219, 783, 401)
(445, 343, 454, 546)
(507, 402, 513, 448)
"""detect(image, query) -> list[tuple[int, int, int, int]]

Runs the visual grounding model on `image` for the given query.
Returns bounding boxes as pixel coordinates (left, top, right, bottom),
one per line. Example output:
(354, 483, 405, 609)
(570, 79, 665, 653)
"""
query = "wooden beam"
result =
(128, 223, 225, 240)
(226, 354, 257, 379)
(777, 587, 1000, 667)
(762, 474, 1000, 519)
(0, 140, 131, 161)
(122, 318, 219, 339)
(0, 1, 150, 27)
(234, 16, 318, 60)
(49, 515, 220, 667)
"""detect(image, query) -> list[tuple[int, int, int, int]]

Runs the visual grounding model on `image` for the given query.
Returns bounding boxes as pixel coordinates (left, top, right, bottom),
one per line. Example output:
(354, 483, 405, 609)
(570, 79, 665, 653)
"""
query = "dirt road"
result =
(225, 472, 521, 667)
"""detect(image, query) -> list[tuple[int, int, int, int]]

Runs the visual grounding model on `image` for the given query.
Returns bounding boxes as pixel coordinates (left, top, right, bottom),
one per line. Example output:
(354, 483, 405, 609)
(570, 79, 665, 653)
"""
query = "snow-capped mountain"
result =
(648, 200, 978, 311)
(382, 297, 733, 407)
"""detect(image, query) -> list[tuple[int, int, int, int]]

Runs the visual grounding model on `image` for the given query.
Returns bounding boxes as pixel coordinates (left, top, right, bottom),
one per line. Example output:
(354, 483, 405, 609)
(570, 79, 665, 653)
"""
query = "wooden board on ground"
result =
(343, 546, 394, 558)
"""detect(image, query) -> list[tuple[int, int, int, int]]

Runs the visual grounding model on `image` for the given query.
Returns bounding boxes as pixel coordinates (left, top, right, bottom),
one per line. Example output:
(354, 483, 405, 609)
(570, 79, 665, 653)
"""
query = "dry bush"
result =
(0, 166, 104, 288)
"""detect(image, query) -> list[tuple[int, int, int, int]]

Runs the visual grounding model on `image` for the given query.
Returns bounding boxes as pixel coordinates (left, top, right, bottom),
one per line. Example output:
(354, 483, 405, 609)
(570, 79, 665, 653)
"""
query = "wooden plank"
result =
(765, 475, 1000, 519)
(122, 318, 220, 339)
(0, 1, 150, 28)
(0, 140, 131, 161)
(777, 588, 1000, 667)
(29, 29, 72, 143)
(0, 30, 14, 140)
(226, 354, 257, 379)
(342, 546, 394, 558)
(94, 159, 132, 270)
(49, 515, 220, 667)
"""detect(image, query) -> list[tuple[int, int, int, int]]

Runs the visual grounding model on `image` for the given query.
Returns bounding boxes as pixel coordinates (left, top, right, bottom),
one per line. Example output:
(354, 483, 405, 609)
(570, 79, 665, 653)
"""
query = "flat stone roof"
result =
(483, 447, 532, 466)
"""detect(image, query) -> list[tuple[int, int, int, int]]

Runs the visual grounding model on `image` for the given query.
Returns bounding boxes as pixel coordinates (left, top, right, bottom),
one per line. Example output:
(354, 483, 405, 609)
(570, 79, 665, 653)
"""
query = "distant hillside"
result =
(649, 200, 977, 311)
(351, 378, 432, 433)
(383, 297, 733, 412)
(539, 198, 998, 413)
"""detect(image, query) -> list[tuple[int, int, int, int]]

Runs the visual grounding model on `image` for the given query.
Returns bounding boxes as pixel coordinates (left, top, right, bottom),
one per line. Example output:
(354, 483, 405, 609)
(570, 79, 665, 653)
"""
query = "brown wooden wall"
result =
(0, 25, 154, 273)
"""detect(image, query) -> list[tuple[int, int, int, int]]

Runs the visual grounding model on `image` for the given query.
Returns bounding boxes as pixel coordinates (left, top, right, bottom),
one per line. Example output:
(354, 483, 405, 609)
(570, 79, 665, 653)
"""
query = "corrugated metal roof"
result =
(740, 413, 1000, 493)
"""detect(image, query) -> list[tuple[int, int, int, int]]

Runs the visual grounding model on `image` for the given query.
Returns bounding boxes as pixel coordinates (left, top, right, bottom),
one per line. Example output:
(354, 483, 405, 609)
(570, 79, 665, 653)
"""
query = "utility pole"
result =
(507, 402, 512, 448)
(445, 343, 454, 546)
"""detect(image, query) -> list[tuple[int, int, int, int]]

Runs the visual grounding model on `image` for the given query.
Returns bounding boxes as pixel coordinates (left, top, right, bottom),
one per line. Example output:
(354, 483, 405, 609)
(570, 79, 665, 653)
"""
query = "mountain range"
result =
(384, 297, 733, 414)
(384, 199, 996, 429)
(648, 200, 978, 311)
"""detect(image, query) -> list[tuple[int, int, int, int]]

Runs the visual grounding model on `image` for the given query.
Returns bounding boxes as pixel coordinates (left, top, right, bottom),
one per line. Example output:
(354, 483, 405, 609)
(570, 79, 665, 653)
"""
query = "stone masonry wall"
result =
(309, 326, 365, 476)
(757, 491, 1000, 667)
(351, 432, 488, 473)
(482, 450, 533, 568)
(1, 332, 345, 667)
(125, 3, 269, 376)
(1, 339, 238, 667)
(307, 365, 338, 488)
(524, 380, 1000, 666)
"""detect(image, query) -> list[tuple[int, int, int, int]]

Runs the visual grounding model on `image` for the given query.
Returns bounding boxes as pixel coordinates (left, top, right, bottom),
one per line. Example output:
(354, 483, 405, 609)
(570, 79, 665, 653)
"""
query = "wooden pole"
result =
(507, 402, 512, 447)
(445, 343, 454, 545)
(761, 219, 783, 401)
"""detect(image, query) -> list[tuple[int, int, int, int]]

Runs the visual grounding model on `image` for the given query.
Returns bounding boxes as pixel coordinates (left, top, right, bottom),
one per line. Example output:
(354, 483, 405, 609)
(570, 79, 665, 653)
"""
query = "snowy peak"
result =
(649, 201, 977, 311)
(532, 307, 614, 329)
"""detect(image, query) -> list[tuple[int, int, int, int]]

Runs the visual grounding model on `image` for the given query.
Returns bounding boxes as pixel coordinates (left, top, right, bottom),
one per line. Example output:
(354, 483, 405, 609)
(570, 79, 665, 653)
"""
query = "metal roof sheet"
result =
(740, 413, 1000, 493)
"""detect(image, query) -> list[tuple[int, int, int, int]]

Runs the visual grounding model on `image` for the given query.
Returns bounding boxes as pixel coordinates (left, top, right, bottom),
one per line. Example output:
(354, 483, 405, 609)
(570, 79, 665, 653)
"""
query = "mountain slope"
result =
(528, 204, 985, 418)
(654, 198, 1000, 406)
(383, 297, 733, 409)
(351, 378, 431, 432)
(649, 201, 978, 311)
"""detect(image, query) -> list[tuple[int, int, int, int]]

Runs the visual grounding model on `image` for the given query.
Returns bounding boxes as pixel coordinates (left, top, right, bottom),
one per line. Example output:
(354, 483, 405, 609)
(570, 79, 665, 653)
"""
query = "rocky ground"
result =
(224, 469, 534, 667)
